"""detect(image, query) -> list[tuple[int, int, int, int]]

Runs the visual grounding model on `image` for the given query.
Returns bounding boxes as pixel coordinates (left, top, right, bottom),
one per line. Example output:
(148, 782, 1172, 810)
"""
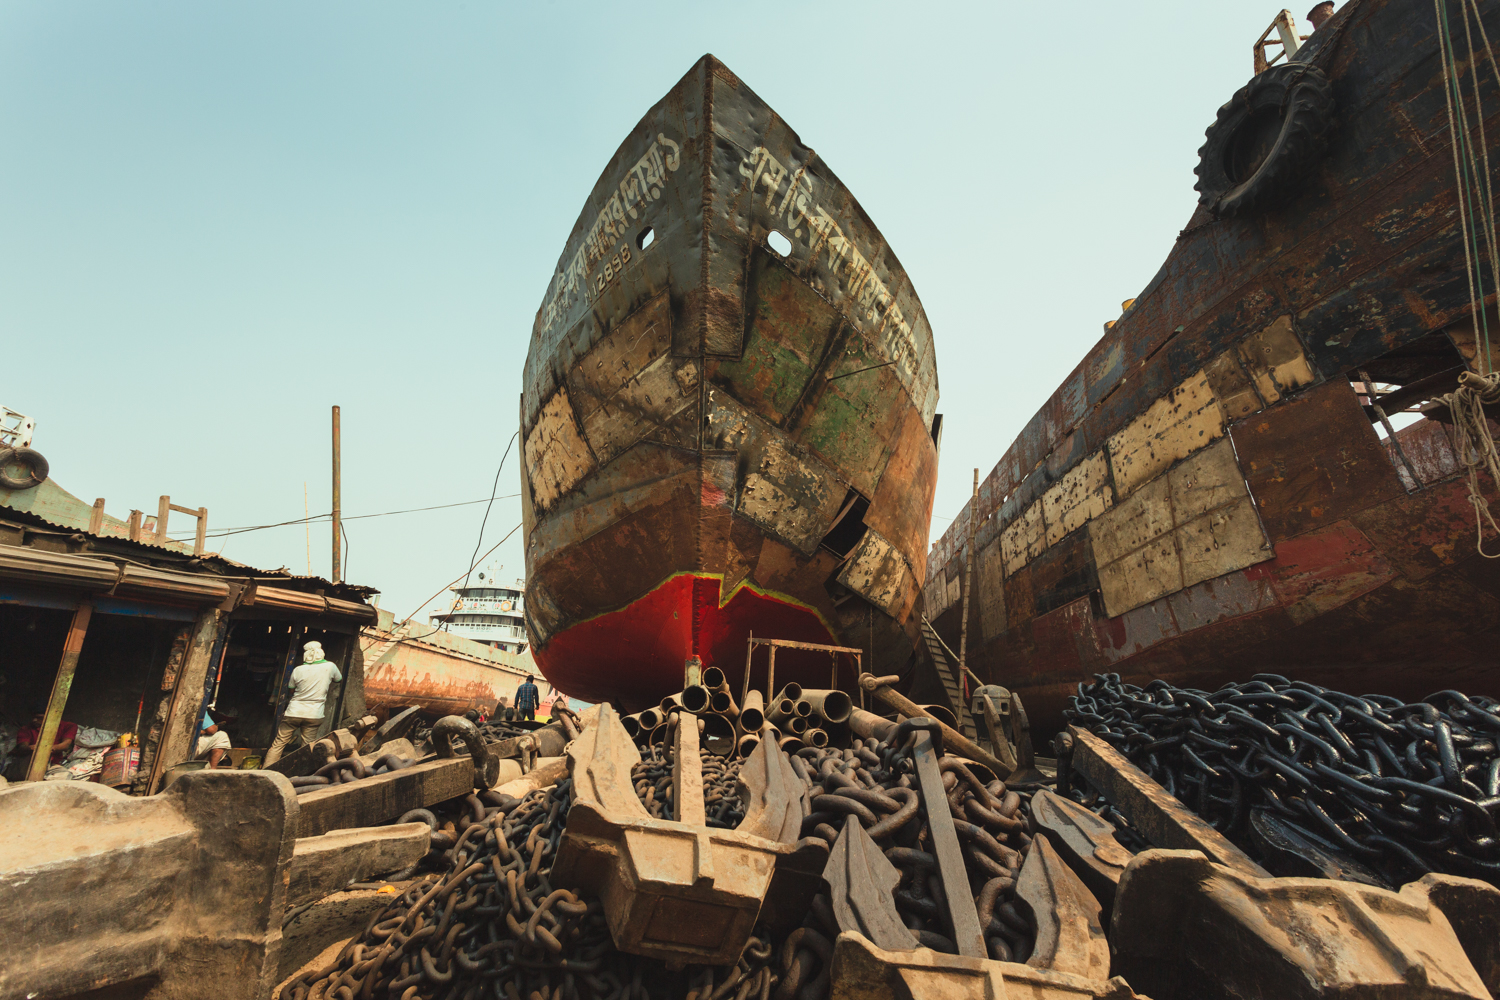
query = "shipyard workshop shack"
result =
(0, 494, 377, 792)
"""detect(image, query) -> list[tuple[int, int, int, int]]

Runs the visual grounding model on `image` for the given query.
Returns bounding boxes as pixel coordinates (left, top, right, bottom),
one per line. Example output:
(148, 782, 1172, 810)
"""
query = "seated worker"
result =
(16, 704, 78, 768)
(196, 712, 232, 768)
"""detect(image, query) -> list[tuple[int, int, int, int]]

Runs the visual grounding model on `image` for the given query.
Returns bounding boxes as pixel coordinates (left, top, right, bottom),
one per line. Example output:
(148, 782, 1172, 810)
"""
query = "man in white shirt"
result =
(264, 641, 343, 765)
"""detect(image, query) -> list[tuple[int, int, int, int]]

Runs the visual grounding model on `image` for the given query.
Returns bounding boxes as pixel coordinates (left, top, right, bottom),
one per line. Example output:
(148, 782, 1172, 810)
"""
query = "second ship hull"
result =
(924, 0, 1500, 734)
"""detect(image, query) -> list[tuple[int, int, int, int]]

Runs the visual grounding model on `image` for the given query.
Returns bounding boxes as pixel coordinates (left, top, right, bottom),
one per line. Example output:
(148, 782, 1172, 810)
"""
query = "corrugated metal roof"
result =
(1, 478, 376, 601)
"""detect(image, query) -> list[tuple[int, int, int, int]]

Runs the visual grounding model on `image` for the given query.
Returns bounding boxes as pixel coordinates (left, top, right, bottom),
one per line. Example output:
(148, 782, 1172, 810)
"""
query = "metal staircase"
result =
(362, 618, 413, 668)
(919, 616, 977, 741)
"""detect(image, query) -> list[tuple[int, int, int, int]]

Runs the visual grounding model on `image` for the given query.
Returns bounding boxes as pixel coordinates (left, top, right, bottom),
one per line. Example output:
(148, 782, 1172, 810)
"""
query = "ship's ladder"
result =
(362, 618, 414, 668)
(919, 616, 978, 742)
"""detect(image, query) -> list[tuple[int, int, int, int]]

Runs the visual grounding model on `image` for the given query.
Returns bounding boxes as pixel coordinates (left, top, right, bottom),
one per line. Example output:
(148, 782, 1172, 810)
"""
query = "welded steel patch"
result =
(1107, 371, 1225, 498)
(1001, 501, 1047, 576)
(1042, 451, 1114, 548)
(525, 389, 598, 512)
(977, 537, 1008, 640)
(1237, 315, 1316, 406)
(1093, 440, 1270, 617)
(837, 528, 913, 619)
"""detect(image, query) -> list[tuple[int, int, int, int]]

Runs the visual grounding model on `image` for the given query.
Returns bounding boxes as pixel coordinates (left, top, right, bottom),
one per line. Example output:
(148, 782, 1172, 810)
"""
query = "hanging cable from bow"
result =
(1434, 0, 1500, 556)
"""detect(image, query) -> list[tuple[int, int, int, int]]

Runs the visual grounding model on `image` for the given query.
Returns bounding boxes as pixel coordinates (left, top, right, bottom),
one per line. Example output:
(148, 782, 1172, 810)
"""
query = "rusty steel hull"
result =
(363, 615, 536, 718)
(522, 56, 940, 710)
(925, 0, 1500, 734)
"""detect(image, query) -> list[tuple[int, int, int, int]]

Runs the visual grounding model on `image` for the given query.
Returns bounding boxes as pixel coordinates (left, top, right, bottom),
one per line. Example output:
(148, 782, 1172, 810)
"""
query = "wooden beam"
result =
(147, 608, 224, 793)
(1066, 727, 1268, 878)
(295, 753, 481, 838)
(25, 603, 93, 782)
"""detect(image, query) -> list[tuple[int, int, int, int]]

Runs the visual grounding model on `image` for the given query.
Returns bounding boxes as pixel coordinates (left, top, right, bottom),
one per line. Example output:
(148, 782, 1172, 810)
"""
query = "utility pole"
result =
(331, 405, 342, 584)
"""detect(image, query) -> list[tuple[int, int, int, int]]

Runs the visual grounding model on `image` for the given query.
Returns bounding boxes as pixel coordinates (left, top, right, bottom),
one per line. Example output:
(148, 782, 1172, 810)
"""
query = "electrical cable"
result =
(445, 431, 519, 632)
(168, 494, 521, 540)
(363, 521, 525, 650)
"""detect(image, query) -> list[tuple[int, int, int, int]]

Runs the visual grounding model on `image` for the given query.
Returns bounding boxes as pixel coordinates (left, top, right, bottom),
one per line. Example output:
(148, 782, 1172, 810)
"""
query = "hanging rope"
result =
(1434, 0, 1500, 556)
(1447, 372, 1500, 557)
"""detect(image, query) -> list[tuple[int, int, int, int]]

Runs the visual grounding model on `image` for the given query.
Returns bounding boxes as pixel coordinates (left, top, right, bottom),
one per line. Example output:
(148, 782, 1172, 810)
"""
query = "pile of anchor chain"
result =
(290, 779, 796, 1000)
(1065, 673, 1500, 884)
(791, 739, 1037, 963)
(631, 746, 748, 829)
(289, 731, 1041, 1000)
(288, 753, 418, 794)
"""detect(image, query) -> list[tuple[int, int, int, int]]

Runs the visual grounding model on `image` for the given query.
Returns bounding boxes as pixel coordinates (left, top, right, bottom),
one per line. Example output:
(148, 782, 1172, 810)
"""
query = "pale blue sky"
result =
(1, 1, 1312, 623)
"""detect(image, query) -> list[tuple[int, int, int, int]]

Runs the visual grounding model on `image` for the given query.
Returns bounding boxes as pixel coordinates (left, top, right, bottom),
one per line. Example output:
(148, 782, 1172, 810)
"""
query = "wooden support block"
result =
(1066, 726, 1268, 878)
(295, 754, 477, 838)
(287, 822, 431, 907)
(277, 890, 399, 990)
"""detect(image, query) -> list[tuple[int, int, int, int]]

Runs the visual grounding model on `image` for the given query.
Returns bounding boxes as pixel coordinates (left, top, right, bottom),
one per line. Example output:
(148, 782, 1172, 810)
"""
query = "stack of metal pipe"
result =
(617, 668, 860, 760)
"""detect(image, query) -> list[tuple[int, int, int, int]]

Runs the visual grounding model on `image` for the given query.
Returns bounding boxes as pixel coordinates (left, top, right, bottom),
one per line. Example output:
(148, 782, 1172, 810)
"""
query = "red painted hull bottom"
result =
(532, 574, 851, 712)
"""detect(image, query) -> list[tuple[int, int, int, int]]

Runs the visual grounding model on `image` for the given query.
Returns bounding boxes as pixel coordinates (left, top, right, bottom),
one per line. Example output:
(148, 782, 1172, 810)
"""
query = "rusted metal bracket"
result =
(1112, 850, 1499, 999)
(972, 685, 1018, 773)
(431, 715, 500, 790)
(898, 718, 987, 958)
(1013, 835, 1110, 981)
(553, 705, 826, 966)
(824, 814, 919, 952)
(829, 931, 1146, 1000)
(366, 705, 422, 754)
(1028, 791, 1134, 920)
(1062, 726, 1269, 878)
(863, 672, 1011, 780)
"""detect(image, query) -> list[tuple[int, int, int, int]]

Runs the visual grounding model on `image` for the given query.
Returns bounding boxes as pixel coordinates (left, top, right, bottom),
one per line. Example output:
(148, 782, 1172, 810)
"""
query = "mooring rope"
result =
(1434, 0, 1500, 556)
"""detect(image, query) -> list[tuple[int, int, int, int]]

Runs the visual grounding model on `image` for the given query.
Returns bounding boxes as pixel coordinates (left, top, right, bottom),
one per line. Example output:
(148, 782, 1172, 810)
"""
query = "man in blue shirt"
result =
(515, 675, 540, 722)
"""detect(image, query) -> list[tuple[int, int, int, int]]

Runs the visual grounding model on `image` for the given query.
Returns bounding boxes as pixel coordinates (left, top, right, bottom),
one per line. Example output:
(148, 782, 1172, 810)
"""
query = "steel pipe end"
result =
(776, 683, 804, 704)
(637, 708, 662, 731)
(703, 666, 727, 690)
(802, 690, 853, 725)
(701, 713, 736, 757)
(682, 685, 712, 714)
(621, 714, 642, 738)
(736, 733, 761, 758)
(788, 716, 808, 735)
(805, 728, 829, 748)
(740, 708, 765, 732)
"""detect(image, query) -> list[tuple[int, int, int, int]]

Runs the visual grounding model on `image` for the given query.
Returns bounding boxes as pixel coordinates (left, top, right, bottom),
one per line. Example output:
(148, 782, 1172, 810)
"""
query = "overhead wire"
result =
(363, 521, 525, 651)
(168, 494, 521, 540)
(444, 431, 520, 633)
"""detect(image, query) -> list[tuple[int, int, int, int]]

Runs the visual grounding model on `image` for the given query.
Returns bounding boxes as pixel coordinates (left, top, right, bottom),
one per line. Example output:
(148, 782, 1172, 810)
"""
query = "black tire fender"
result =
(0, 447, 49, 490)
(1193, 62, 1335, 218)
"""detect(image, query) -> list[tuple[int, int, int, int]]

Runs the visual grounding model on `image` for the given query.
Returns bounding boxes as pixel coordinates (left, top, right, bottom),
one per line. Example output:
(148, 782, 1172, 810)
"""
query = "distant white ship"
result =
(428, 566, 529, 654)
